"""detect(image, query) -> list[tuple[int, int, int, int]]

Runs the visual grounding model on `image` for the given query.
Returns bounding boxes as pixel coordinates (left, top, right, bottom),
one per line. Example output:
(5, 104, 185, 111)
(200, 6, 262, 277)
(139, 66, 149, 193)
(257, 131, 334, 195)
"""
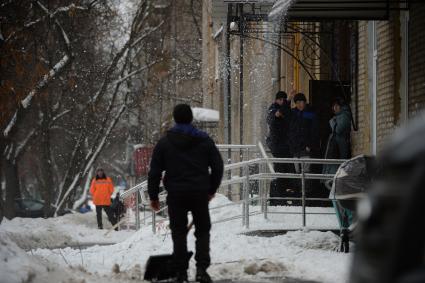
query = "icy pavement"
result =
(0, 194, 352, 283)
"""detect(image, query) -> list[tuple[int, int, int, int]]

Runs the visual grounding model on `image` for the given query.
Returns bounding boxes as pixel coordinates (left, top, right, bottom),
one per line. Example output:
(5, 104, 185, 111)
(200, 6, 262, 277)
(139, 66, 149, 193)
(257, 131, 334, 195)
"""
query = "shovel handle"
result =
(187, 221, 194, 234)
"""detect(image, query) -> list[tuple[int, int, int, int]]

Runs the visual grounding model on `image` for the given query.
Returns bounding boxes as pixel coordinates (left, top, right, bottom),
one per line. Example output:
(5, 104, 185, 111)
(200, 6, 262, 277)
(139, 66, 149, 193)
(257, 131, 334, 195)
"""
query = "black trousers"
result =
(167, 193, 211, 272)
(95, 205, 116, 228)
(270, 151, 294, 206)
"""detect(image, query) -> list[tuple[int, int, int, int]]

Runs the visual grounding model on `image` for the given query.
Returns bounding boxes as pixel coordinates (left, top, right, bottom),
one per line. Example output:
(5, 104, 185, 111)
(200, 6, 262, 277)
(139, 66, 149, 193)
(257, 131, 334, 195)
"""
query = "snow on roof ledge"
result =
(192, 107, 220, 122)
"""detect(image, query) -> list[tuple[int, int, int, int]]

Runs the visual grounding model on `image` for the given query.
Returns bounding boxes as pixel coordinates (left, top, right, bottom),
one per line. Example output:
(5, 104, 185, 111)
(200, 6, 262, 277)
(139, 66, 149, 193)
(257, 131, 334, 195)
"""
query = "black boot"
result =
(196, 268, 212, 283)
(174, 271, 188, 283)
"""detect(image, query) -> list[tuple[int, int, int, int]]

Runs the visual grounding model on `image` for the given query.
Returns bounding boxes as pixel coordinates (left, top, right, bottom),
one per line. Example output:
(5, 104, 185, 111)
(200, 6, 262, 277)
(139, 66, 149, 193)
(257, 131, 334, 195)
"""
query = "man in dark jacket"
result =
(288, 93, 319, 174)
(266, 91, 293, 205)
(266, 91, 291, 156)
(148, 104, 224, 283)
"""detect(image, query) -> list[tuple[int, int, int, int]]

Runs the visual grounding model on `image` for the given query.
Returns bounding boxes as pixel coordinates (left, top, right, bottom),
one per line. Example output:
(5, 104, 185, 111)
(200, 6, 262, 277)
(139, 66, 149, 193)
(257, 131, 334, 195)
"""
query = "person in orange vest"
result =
(90, 168, 116, 229)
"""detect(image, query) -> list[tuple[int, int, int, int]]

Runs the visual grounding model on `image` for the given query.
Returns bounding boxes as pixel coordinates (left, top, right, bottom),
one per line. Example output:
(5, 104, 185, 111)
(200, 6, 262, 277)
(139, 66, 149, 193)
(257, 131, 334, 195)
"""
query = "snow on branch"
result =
(83, 104, 127, 175)
(51, 110, 71, 124)
(3, 2, 73, 138)
(3, 53, 70, 137)
(3, 112, 17, 137)
(72, 167, 94, 210)
(54, 131, 85, 207)
(6, 3, 86, 42)
(21, 54, 70, 109)
(55, 174, 80, 216)
(36, 1, 72, 49)
(36, 1, 88, 17)
(55, 104, 127, 213)
(111, 60, 159, 86)
(131, 21, 165, 48)
(14, 128, 37, 161)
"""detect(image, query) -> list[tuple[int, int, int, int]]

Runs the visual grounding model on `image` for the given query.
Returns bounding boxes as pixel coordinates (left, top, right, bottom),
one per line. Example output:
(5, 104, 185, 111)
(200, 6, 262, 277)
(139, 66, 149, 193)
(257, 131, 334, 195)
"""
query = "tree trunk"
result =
(2, 156, 20, 219)
(40, 130, 54, 217)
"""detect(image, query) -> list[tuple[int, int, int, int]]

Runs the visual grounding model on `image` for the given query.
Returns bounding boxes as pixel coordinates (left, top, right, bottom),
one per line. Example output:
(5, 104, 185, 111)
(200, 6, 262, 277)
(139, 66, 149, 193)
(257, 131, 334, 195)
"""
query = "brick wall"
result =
(408, 3, 425, 117)
(376, 19, 397, 150)
(352, 17, 402, 155)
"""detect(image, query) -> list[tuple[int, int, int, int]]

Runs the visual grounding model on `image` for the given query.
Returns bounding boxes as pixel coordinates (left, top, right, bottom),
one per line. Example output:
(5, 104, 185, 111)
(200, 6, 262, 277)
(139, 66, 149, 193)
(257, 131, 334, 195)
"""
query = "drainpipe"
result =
(224, 4, 233, 199)
(403, 11, 409, 121)
(239, 3, 244, 151)
(224, 4, 232, 146)
(368, 21, 378, 155)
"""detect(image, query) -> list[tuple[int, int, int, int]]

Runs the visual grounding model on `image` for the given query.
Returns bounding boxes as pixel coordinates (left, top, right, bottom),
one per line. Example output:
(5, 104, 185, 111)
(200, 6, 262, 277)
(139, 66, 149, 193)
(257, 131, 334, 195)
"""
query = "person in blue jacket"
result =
(289, 93, 319, 170)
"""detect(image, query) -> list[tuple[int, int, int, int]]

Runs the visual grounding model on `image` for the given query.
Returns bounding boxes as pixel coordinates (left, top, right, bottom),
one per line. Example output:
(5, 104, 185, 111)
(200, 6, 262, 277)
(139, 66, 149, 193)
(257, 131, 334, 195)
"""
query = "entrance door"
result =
(309, 80, 351, 157)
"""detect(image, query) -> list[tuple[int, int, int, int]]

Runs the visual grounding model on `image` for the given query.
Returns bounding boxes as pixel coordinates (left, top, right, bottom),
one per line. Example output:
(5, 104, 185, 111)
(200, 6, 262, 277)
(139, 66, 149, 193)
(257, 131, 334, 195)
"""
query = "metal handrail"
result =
(120, 180, 147, 199)
(117, 142, 347, 233)
(217, 144, 257, 150)
(224, 157, 346, 171)
(250, 172, 335, 180)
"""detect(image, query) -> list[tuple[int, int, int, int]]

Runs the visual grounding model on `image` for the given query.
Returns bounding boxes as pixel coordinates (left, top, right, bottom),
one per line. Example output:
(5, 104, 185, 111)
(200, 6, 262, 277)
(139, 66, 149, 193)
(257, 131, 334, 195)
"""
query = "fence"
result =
(118, 143, 346, 232)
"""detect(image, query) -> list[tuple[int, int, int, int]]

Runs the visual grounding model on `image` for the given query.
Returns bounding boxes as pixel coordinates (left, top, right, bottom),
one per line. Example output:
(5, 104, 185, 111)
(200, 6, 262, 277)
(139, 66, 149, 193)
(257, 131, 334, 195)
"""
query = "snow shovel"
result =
(144, 221, 194, 281)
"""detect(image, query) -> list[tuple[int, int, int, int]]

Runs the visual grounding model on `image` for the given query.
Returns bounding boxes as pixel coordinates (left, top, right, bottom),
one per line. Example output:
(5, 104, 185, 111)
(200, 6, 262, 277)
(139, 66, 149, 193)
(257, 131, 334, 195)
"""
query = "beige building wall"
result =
(352, 7, 425, 156)
(352, 19, 398, 155)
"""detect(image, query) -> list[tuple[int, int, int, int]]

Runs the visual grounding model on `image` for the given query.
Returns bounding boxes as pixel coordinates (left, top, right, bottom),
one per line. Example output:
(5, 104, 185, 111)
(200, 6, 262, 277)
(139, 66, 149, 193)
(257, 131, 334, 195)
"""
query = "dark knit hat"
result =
(275, 91, 287, 100)
(173, 104, 193, 124)
(332, 96, 346, 107)
(294, 93, 307, 103)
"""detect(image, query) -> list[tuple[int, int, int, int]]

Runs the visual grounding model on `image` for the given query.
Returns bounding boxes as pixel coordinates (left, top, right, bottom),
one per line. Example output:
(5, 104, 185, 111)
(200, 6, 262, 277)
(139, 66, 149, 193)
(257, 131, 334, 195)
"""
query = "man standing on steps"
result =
(266, 90, 294, 205)
(90, 168, 116, 229)
(288, 93, 319, 199)
(148, 104, 224, 283)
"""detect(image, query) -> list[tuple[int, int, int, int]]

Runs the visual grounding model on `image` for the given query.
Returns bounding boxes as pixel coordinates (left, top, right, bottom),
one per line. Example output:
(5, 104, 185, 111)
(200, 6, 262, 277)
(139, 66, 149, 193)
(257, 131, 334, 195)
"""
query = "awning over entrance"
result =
(223, 0, 409, 21)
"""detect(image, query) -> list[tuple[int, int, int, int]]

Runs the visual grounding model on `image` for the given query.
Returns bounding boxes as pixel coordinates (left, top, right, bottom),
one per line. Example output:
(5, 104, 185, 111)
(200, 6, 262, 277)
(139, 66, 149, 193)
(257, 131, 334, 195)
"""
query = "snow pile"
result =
(192, 107, 220, 122)
(0, 233, 47, 283)
(0, 231, 143, 283)
(31, 194, 351, 283)
(0, 212, 133, 250)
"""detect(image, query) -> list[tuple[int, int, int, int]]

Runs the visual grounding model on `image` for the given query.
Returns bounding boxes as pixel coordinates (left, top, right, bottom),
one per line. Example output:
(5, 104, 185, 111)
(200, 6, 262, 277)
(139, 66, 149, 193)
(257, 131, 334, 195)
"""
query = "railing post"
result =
(301, 160, 306, 227)
(143, 204, 146, 225)
(260, 163, 265, 213)
(152, 210, 156, 234)
(135, 191, 140, 230)
(241, 170, 245, 227)
(227, 149, 232, 200)
(244, 164, 250, 229)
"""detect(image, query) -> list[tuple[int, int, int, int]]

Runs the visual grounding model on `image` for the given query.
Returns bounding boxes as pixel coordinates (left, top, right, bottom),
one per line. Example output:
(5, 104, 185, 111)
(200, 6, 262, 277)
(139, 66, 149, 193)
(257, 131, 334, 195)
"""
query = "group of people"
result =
(266, 90, 352, 205)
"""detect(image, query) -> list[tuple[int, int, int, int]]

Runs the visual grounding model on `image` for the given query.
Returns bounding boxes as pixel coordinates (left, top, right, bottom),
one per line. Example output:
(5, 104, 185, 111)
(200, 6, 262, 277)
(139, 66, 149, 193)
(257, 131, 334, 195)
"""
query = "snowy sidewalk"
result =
(0, 194, 351, 283)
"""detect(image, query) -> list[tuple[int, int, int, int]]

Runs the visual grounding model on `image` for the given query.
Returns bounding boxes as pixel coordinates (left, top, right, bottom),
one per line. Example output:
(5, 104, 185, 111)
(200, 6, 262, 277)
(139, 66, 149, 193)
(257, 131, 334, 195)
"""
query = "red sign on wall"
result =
(134, 146, 153, 177)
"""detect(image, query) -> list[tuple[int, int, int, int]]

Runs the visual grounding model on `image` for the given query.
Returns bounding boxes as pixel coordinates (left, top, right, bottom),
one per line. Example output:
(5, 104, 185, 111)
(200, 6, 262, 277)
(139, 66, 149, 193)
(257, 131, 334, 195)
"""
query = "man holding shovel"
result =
(148, 104, 224, 283)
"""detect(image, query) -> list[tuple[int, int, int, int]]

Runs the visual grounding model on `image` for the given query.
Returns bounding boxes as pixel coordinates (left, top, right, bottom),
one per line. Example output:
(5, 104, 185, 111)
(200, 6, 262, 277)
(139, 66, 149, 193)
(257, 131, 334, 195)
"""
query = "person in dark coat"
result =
(328, 97, 351, 159)
(323, 97, 352, 186)
(266, 91, 293, 205)
(148, 104, 224, 283)
(288, 93, 319, 174)
(266, 91, 291, 156)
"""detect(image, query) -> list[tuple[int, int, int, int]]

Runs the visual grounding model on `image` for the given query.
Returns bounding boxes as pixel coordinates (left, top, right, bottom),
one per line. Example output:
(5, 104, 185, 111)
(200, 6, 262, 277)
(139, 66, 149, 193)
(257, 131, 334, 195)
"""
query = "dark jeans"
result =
(95, 205, 116, 228)
(167, 193, 211, 273)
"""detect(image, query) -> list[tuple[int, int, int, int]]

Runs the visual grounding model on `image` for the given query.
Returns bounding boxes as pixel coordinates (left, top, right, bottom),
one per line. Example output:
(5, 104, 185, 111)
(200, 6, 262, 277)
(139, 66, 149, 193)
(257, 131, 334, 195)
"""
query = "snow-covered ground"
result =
(0, 194, 352, 283)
